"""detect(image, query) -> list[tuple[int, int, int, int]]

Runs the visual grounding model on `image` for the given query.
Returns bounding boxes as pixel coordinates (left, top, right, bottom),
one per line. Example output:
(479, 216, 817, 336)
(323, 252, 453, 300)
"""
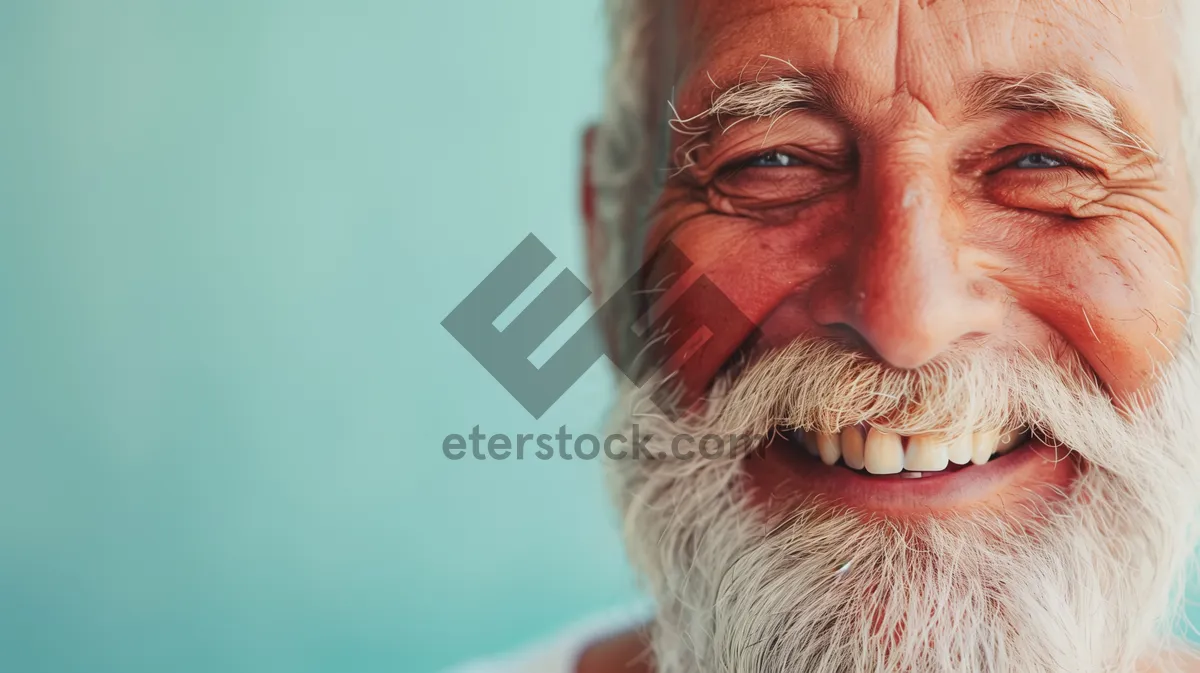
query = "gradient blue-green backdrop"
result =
(12, 3, 1200, 673)
(0, 2, 640, 672)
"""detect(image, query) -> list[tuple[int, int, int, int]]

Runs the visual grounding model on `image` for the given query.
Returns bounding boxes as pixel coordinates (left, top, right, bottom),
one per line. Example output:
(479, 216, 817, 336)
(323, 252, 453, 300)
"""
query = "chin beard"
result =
(604, 337, 1200, 673)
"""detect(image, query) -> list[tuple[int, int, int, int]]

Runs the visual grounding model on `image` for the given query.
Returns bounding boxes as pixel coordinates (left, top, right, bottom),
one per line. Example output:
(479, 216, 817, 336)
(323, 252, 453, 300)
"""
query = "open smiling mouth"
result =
(781, 426, 1031, 479)
(746, 424, 1076, 511)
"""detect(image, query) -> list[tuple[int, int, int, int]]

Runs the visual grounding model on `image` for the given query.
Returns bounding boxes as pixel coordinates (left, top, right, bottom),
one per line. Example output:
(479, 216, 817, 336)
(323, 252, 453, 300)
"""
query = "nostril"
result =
(958, 331, 992, 346)
(817, 323, 870, 349)
(813, 323, 889, 360)
(814, 323, 926, 370)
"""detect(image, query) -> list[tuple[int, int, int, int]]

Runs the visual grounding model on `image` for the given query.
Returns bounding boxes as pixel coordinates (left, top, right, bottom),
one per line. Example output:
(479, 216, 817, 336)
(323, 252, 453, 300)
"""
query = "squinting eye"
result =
(747, 150, 803, 167)
(1013, 152, 1065, 169)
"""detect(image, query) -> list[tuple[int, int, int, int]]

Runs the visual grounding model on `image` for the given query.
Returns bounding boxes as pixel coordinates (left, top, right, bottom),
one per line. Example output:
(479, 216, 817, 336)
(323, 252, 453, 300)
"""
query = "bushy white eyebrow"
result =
(667, 59, 833, 172)
(962, 72, 1158, 158)
(667, 64, 1159, 171)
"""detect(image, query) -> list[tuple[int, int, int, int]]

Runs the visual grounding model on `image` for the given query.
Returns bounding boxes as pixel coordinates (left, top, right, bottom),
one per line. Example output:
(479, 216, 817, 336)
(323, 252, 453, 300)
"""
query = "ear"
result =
(580, 124, 622, 360)
(581, 124, 602, 297)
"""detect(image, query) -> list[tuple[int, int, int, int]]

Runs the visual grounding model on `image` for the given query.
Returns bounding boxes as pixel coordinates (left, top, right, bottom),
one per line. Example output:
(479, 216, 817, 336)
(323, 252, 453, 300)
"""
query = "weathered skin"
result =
(580, 1, 1191, 670)
(644, 0, 1188, 397)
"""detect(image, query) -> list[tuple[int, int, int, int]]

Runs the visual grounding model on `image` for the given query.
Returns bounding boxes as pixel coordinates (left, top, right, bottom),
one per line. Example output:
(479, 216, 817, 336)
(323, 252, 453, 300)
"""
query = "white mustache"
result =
(634, 337, 1189, 483)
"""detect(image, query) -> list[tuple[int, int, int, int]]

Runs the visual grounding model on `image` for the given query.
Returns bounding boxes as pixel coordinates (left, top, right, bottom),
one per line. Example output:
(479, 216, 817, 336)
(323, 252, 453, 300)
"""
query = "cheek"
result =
(1005, 221, 1187, 398)
(642, 196, 850, 388)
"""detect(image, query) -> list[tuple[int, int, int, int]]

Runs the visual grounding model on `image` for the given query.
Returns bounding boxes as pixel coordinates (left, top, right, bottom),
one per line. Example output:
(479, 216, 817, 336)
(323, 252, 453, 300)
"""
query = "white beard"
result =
(605, 337, 1200, 673)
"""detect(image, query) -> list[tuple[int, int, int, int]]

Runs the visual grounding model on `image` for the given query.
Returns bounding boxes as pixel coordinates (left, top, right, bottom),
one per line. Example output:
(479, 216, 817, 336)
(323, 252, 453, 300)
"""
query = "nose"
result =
(810, 153, 1005, 369)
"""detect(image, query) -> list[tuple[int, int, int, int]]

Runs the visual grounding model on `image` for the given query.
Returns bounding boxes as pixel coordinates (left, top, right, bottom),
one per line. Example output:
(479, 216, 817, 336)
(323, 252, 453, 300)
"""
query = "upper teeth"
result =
(802, 427, 1024, 475)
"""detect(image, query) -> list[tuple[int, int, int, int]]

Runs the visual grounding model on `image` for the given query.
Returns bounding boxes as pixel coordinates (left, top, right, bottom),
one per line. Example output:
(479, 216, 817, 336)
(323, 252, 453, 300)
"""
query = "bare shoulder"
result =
(574, 625, 654, 673)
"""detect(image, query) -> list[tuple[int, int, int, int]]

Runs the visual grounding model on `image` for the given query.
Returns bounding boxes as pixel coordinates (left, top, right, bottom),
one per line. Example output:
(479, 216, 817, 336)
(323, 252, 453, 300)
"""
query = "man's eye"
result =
(1013, 152, 1066, 169)
(747, 151, 804, 167)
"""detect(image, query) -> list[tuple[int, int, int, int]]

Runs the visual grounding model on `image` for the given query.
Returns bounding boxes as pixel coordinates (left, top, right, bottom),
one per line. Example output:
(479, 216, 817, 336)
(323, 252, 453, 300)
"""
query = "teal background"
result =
(0, 1, 639, 672)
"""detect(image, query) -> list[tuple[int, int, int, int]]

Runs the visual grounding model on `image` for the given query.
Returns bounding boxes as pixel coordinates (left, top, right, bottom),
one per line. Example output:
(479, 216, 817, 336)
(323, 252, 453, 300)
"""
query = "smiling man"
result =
(456, 1, 1200, 672)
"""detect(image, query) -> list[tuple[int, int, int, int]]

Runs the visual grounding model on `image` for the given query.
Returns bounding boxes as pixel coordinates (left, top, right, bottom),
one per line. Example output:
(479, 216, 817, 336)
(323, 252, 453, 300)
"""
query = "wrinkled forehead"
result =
(666, 0, 1181, 149)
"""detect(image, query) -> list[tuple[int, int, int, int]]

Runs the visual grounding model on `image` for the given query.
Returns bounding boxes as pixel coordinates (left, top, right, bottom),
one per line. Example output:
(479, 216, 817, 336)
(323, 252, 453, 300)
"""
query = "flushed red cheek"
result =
(1008, 229, 1186, 399)
(642, 202, 847, 394)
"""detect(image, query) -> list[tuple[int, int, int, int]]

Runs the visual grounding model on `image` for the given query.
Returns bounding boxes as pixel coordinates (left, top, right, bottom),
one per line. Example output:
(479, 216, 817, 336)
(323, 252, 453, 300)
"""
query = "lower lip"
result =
(743, 435, 1080, 515)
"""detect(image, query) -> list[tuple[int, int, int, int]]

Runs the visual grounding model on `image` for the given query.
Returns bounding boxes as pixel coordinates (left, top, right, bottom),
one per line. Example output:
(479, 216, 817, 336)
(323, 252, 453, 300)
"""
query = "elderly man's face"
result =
(627, 0, 1190, 510)
(593, 1, 1200, 672)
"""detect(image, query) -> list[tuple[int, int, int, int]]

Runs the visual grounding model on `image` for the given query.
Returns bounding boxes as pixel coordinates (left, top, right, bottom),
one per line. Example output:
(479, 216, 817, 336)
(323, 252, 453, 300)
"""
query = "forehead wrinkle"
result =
(665, 2, 1172, 159)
